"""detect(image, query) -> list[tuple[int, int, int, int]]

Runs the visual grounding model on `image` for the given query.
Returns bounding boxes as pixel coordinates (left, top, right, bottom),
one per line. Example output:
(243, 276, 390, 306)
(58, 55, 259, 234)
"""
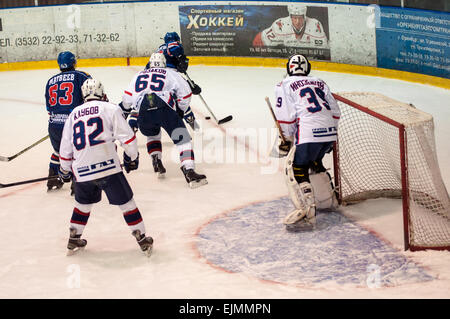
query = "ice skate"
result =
(47, 168, 63, 191)
(181, 166, 207, 189)
(67, 228, 87, 256)
(151, 154, 166, 178)
(132, 230, 153, 257)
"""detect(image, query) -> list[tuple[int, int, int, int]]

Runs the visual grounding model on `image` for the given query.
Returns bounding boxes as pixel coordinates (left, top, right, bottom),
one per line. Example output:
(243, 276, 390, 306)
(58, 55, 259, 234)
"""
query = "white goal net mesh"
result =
(335, 92, 450, 250)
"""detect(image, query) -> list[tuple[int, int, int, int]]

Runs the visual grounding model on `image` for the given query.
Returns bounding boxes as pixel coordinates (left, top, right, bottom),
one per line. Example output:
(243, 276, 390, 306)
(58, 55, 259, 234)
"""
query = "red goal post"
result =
(332, 92, 450, 251)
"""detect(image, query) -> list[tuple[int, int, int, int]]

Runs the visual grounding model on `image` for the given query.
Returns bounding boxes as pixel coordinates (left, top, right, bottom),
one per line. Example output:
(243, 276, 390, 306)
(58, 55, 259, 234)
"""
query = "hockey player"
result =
(153, 32, 201, 95)
(274, 54, 340, 229)
(252, 4, 329, 50)
(121, 52, 207, 188)
(59, 78, 153, 256)
(44, 51, 91, 194)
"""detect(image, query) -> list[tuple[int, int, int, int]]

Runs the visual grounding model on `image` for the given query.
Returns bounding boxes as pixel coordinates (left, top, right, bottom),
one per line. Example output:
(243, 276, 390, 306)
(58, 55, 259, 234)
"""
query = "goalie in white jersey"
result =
(120, 52, 207, 188)
(59, 78, 153, 256)
(253, 4, 329, 50)
(273, 54, 340, 229)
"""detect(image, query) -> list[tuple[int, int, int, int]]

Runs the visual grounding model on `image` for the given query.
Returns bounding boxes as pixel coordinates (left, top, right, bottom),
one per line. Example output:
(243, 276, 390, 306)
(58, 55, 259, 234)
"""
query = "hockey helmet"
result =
(149, 52, 166, 68)
(81, 78, 105, 101)
(57, 51, 76, 71)
(287, 4, 307, 17)
(286, 54, 311, 76)
(164, 32, 180, 44)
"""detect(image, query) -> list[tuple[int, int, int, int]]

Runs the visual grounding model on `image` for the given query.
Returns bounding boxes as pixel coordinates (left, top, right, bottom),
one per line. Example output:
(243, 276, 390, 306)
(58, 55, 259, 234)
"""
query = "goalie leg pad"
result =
(309, 172, 339, 211)
(284, 147, 316, 224)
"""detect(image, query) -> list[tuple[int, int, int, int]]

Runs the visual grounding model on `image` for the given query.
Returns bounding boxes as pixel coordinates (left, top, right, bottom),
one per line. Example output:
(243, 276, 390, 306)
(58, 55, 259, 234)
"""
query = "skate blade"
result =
(143, 246, 153, 257)
(285, 219, 316, 232)
(47, 186, 63, 192)
(188, 179, 208, 189)
(66, 246, 85, 256)
(157, 172, 166, 179)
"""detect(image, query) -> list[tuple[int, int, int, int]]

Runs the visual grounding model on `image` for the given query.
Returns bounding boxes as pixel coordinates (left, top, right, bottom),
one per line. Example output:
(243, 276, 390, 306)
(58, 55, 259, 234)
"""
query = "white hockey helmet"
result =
(149, 52, 166, 68)
(81, 78, 105, 101)
(286, 54, 311, 76)
(287, 4, 307, 17)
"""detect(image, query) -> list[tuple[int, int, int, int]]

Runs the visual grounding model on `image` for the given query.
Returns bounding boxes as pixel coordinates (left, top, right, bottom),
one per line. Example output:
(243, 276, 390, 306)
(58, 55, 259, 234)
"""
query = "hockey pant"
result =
(138, 97, 195, 170)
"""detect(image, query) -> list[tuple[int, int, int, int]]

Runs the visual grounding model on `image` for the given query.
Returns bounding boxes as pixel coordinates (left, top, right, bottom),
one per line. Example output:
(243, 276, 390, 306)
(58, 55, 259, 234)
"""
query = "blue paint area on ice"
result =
(196, 197, 434, 287)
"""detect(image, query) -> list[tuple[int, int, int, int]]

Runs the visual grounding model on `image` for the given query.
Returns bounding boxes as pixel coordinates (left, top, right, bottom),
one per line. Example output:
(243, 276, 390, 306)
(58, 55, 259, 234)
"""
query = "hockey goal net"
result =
(333, 92, 450, 251)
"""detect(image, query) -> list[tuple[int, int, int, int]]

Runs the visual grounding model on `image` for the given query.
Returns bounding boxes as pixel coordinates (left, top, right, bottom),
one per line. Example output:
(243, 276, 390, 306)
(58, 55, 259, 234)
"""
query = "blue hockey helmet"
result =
(57, 51, 76, 70)
(164, 32, 180, 43)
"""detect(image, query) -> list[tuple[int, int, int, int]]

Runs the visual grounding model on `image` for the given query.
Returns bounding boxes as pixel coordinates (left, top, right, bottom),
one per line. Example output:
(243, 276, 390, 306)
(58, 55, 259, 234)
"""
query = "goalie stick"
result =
(0, 175, 59, 189)
(265, 96, 287, 143)
(0, 135, 49, 162)
(183, 72, 233, 125)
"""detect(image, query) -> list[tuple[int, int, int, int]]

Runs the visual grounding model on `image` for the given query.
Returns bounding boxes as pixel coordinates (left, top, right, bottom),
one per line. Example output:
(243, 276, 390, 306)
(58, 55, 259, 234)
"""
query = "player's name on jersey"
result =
(48, 73, 75, 85)
(147, 67, 167, 75)
(73, 106, 100, 120)
(290, 79, 325, 92)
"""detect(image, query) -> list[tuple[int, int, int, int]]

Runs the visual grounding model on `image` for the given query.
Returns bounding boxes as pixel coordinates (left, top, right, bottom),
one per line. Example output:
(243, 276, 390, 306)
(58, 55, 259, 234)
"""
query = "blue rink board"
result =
(196, 197, 434, 287)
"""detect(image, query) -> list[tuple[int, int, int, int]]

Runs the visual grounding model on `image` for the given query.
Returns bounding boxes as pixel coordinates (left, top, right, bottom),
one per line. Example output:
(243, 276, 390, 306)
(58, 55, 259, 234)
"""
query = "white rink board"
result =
(0, 1, 376, 66)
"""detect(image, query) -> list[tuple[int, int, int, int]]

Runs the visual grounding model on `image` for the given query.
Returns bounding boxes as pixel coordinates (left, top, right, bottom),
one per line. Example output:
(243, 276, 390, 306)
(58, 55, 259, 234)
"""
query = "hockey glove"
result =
(119, 102, 131, 119)
(128, 111, 139, 133)
(58, 167, 72, 183)
(123, 152, 139, 173)
(183, 107, 196, 130)
(189, 81, 202, 95)
(278, 139, 292, 157)
(176, 55, 189, 73)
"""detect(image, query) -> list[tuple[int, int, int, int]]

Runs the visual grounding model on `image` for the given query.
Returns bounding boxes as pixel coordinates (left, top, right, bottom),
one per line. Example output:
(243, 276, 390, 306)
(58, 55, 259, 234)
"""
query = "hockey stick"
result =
(0, 135, 50, 162)
(0, 175, 59, 189)
(183, 72, 233, 125)
(265, 97, 287, 143)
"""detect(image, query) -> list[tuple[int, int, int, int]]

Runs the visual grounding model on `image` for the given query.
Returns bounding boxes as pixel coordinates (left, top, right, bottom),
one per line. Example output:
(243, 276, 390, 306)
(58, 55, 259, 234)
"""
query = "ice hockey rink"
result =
(0, 64, 449, 299)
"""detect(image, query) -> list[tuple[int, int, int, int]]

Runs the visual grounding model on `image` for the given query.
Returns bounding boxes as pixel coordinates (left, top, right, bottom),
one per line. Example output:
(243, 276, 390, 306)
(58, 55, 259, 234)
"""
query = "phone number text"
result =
(0, 33, 121, 47)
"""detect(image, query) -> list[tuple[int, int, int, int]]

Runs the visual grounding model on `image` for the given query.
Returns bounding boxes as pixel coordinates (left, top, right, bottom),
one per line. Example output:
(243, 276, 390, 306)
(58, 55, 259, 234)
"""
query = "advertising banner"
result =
(179, 4, 330, 60)
(376, 7, 449, 78)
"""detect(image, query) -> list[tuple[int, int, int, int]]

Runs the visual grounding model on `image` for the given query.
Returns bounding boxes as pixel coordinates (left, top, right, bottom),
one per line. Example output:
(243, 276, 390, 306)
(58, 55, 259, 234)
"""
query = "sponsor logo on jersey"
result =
(77, 158, 115, 177)
(49, 113, 69, 124)
(312, 126, 337, 137)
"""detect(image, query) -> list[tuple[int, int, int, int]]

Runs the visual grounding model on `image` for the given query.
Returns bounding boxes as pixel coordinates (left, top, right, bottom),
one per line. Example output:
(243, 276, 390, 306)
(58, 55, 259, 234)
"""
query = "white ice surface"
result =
(0, 65, 449, 298)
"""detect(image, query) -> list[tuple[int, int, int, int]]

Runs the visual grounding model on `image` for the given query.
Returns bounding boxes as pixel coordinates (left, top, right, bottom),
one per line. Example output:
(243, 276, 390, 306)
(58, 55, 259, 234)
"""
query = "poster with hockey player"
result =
(179, 5, 331, 60)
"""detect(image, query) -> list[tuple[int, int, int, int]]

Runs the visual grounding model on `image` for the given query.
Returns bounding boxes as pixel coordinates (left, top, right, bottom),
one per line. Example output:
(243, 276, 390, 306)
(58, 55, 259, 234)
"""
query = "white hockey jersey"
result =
(59, 100, 138, 182)
(122, 67, 192, 113)
(255, 16, 329, 49)
(274, 75, 340, 145)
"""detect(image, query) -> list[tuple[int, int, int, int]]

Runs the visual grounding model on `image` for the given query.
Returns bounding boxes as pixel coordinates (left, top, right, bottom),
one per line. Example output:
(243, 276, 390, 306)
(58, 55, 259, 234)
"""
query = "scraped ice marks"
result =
(195, 197, 434, 287)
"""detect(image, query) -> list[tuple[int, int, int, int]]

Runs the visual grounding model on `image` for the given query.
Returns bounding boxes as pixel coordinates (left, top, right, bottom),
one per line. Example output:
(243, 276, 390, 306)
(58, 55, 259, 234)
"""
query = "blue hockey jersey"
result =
(45, 70, 91, 127)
